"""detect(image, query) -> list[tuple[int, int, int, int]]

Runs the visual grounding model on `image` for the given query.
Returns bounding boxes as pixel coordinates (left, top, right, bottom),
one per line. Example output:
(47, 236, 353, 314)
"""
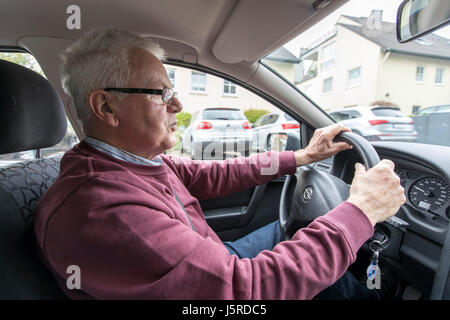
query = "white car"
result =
(251, 112, 300, 152)
(329, 106, 417, 142)
(181, 107, 252, 159)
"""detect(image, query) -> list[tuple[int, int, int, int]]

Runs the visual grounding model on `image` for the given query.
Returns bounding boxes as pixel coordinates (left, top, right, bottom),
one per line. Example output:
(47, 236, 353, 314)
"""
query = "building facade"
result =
(164, 48, 299, 115)
(296, 11, 450, 115)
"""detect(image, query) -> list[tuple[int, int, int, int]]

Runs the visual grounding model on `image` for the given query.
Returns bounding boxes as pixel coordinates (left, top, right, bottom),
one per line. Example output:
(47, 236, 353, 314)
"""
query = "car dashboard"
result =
(317, 141, 450, 299)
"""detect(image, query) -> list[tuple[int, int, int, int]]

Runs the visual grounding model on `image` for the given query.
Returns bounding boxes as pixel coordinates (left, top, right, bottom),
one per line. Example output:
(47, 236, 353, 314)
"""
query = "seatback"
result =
(0, 59, 68, 299)
(0, 157, 66, 299)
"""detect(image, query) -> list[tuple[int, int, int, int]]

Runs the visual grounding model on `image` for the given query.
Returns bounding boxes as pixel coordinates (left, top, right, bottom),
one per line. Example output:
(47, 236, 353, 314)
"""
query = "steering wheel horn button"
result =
(302, 186, 314, 202)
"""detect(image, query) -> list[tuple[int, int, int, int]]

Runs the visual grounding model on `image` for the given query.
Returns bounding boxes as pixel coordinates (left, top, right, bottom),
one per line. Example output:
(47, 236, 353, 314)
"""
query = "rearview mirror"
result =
(397, 0, 450, 43)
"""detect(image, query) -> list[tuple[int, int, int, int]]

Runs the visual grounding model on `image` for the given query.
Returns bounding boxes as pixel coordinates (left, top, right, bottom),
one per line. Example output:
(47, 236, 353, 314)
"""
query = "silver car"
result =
(251, 112, 300, 152)
(329, 106, 417, 142)
(181, 107, 252, 159)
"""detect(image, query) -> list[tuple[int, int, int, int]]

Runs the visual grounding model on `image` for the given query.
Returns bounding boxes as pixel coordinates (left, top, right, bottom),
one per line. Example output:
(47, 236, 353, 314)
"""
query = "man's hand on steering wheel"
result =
(287, 123, 406, 230)
(294, 124, 353, 167)
(347, 160, 406, 227)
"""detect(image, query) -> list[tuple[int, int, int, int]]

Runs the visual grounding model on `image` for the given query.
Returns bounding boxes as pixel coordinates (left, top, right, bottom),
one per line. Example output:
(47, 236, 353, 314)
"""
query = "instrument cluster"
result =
(395, 169, 450, 220)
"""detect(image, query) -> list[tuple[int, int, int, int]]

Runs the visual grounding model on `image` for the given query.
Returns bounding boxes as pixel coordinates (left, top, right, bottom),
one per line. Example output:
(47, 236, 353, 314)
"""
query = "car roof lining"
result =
(1, 0, 349, 63)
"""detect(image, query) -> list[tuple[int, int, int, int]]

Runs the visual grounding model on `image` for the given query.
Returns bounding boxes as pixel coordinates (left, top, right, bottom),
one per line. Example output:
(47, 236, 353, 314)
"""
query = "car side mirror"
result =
(267, 132, 300, 152)
(397, 0, 450, 43)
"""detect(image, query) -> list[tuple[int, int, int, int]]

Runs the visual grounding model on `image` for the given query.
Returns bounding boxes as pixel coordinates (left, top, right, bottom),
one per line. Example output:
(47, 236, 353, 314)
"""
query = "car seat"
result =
(0, 58, 68, 299)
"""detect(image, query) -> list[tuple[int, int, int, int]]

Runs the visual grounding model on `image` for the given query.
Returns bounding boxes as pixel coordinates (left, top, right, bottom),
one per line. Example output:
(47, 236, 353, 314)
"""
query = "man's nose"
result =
(167, 96, 183, 113)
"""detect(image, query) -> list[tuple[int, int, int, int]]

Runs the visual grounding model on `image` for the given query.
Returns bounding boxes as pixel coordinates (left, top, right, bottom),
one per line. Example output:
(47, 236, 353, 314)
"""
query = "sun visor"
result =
(212, 0, 348, 63)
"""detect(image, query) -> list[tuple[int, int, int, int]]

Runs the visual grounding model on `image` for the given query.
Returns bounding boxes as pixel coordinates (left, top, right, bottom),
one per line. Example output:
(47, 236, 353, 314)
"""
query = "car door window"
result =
(330, 112, 348, 121)
(166, 64, 301, 159)
(262, 115, 278, 126)
(347, 111, 361, 119)
(436, 105, 450, 113)
(268, 114, 279, 125)
(253, 115, 266, 128)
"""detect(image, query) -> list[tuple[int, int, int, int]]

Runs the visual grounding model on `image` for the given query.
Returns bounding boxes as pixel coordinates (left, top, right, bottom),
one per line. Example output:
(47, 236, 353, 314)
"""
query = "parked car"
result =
(329, 106, 417, 142)
(411, 104, 450, 146)
(181, 107, 252, 159)
(251, 112, 300, 152)
(412, 104, 450, 116)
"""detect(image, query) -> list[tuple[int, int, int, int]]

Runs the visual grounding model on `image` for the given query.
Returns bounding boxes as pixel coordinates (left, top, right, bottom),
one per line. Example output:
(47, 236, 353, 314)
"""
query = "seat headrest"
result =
(0, 59, 67, 154)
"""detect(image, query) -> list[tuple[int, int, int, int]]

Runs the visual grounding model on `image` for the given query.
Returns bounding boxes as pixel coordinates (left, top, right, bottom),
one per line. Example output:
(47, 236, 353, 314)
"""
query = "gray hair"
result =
(61, 28, 166, 128)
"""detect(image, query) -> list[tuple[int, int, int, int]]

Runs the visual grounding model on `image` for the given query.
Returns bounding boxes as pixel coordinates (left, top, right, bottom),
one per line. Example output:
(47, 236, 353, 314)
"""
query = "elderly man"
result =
(34, 29, 405, 300)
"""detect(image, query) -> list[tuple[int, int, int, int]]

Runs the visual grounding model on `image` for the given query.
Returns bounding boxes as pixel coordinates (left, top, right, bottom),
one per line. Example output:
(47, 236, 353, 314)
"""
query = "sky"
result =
(284, 0, 450, 56)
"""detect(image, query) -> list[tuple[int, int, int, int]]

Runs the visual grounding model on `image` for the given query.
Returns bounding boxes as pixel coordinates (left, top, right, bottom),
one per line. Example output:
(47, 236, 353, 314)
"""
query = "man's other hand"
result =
(294, 124, 352, 167)
(347, 159, 406, 227)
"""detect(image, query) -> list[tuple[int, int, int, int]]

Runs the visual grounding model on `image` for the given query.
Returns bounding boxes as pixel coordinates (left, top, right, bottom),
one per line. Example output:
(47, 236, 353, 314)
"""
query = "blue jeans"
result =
(223, 221, 378, 300)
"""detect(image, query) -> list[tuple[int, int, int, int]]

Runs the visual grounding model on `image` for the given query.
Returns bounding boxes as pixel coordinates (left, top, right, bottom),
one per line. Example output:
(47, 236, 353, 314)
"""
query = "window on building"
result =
(320, 42, 335, 71)
(191, 71, 207, 92)
(435, 68, 444, 85)
(416, 66, 425, 82)
(166, 68, 175, 88)
(347, 67, 361, 88)
(223, 80, 237, 95)
(322, 77, 333, 93)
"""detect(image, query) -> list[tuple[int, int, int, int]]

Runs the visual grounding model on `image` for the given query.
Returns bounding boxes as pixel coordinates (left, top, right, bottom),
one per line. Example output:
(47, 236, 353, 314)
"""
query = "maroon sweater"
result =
(34, 141, 373, 299)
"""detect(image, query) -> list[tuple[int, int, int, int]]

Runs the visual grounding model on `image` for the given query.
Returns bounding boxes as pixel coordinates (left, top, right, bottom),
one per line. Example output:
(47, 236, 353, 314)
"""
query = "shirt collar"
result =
(84, 136, 163, 166)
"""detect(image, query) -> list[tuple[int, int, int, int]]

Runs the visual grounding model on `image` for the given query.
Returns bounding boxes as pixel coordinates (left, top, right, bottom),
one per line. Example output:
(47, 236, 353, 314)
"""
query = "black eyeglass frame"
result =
(103, 87, 177, 104)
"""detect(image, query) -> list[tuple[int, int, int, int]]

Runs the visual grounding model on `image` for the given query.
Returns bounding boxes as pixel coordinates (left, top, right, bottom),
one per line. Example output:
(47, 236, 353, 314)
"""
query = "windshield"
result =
(263, 0, 450, 147)
(202, 109, 247, 120)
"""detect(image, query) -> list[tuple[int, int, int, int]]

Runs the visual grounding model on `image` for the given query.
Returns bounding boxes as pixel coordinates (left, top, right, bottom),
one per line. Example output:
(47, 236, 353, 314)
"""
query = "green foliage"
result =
(176, 111, 192, 128)
(244, 109, 270, 124)
(170, 130, 182, 151)
(0, 52, 45, 76)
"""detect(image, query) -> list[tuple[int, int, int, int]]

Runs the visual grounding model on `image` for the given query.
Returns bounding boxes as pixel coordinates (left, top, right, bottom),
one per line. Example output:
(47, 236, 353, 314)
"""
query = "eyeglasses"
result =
(104, 87, 178, 104)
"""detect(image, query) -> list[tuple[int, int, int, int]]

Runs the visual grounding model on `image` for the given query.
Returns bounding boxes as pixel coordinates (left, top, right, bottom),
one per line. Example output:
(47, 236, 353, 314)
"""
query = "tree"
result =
(176, 111, 192, 128)
(0, 52, 45, 76)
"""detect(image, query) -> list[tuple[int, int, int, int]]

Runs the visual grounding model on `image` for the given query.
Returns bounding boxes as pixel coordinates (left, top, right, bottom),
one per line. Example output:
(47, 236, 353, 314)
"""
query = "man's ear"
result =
(88, 90, 120, 127)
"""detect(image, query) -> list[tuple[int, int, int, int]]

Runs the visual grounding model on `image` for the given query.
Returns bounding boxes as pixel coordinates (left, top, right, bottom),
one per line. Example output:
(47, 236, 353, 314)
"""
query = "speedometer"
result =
(408, 177, 450, 212)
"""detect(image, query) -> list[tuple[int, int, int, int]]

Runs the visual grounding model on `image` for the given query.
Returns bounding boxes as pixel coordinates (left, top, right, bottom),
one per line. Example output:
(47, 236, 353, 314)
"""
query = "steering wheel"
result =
(279, 131, 380, 239)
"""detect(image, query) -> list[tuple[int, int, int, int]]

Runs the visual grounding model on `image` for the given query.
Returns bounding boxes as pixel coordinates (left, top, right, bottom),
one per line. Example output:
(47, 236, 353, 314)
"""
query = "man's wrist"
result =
(346, 197, 377, 227)
(294, 149, 312, 167)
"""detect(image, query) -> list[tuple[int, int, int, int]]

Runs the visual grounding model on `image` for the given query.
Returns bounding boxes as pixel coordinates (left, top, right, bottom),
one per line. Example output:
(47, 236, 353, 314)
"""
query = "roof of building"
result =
(338, 15, 450, 60)
(264, 46, 301, 63)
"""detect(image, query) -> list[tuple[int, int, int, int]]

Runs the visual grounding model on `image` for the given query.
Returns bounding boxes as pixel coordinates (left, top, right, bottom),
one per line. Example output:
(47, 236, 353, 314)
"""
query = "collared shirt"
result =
(84, 136, 163, 166)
